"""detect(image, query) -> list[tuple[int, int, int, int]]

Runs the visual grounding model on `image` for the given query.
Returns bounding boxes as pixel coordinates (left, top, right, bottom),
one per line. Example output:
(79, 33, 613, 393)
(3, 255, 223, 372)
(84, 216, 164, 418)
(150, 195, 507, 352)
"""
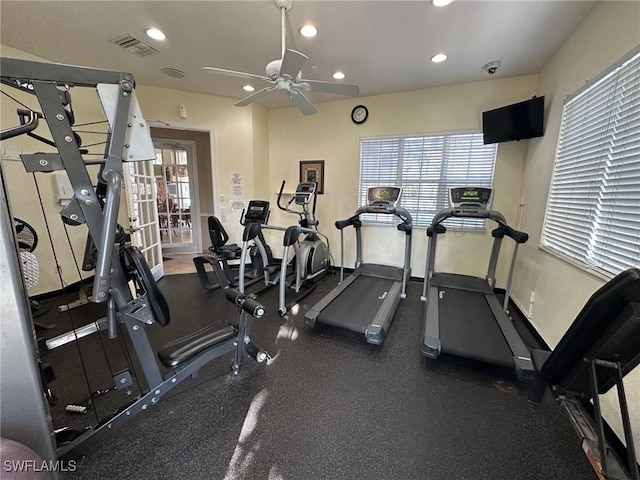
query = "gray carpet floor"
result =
(37, 271, 597, 479)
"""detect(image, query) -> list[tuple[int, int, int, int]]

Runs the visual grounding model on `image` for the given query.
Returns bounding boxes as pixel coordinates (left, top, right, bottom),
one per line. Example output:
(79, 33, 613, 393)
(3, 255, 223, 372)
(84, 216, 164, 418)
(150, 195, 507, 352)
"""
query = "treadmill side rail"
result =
(485, 293, 535, 380)
(421, 285, 441, 359)
(365, 281, 402, 345)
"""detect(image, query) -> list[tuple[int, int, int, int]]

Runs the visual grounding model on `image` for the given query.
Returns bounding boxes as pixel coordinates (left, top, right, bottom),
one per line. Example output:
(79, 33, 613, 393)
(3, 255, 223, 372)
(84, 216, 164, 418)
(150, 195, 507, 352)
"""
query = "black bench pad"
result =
(158, 323, 238, 368)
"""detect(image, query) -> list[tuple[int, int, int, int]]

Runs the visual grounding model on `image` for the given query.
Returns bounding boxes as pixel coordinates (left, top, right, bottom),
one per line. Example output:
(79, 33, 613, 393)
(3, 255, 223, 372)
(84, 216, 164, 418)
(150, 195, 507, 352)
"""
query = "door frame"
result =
(153, 138, 202, 254)
(148, 123, 220, 247)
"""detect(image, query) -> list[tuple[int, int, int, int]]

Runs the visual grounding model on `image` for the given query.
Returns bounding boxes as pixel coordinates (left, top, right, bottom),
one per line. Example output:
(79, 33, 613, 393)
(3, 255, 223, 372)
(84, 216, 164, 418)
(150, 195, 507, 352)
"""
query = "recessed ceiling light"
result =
(243, 85, 255, 92)
(161, 68, 185, 78)
(299, 25, 318, 38)
(431, 53, 448, 63)
(333, 71, 346, 80)
(146, 28, 166, 41)
(431, 0, 454, 6)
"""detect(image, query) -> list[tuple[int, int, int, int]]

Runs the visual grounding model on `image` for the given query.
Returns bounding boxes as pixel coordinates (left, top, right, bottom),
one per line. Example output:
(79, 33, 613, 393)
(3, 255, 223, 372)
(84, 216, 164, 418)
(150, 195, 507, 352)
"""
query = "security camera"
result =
(483, 61, 501, 75)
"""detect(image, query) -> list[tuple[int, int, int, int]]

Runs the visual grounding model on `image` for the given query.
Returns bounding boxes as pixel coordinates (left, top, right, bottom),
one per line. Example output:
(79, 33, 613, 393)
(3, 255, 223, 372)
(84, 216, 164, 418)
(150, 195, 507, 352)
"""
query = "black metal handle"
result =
(276, 180, 287, 211)
(0, 109, 40, 141)
(225, 288, 265, 318)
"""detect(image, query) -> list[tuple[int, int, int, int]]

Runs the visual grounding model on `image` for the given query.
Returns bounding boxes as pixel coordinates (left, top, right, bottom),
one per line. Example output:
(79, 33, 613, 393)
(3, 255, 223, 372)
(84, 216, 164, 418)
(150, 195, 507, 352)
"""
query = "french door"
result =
(153, 140, 201, 254)
(122, 159, 164, 279)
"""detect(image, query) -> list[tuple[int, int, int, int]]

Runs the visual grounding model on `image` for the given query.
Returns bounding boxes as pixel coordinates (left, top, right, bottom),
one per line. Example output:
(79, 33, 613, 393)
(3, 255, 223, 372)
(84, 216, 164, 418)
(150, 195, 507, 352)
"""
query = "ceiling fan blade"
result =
(235, 86, 277, 107)
(201, 66, 271, 82)
(289, 89, 317, 116)
(279, 49, 308, 80)
(300, 80, 360, 97)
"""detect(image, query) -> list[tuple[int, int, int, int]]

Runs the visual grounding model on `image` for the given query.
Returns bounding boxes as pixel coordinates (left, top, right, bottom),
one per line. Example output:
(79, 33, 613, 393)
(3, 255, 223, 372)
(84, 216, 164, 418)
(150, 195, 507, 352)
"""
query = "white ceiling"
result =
(0, 1, 598, 109)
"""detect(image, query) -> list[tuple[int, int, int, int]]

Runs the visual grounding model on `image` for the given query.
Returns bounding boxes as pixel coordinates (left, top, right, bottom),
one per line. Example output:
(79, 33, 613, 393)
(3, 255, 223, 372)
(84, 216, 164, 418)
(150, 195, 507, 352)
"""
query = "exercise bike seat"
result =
(208, 216, 241, 259)
(157, 323, 238, 368)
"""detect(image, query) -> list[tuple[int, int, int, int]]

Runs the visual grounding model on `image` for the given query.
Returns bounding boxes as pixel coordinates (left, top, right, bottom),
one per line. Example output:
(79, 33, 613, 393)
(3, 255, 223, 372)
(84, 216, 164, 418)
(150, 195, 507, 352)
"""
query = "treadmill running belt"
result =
(438, 288, 514, 369)
(317, 275, 397, 333)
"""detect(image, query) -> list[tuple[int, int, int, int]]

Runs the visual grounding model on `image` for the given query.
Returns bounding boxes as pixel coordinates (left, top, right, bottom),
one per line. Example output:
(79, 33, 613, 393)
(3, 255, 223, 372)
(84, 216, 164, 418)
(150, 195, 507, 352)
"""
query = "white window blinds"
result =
(541, 49, 640, 276)
(359, 133, 497, 228)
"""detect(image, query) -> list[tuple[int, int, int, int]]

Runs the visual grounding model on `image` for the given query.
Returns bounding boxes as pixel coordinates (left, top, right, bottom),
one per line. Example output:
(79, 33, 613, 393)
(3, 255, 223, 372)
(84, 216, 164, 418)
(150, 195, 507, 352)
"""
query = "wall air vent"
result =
(110, 34, 158, 56)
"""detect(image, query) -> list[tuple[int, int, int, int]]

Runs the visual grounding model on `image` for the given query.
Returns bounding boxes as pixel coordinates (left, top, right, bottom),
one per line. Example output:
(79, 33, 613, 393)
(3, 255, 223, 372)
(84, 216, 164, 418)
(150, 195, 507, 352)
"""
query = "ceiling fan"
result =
(201, 0, 359, 116)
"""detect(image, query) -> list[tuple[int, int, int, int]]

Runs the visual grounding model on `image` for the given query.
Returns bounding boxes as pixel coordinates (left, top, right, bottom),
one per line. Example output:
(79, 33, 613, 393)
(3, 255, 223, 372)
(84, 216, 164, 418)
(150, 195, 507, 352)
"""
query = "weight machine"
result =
(0, 57, 270, 463)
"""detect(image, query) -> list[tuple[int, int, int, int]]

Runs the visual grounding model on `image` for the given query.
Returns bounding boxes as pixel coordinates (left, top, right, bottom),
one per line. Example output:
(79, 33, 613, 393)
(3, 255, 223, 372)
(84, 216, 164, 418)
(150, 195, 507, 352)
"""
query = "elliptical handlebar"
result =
(276, 180, 290, 212)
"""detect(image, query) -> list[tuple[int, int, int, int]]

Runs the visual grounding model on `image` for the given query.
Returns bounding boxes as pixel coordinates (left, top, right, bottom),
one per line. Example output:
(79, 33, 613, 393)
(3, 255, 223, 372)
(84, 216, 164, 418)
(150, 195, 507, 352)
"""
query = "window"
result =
(541, 49, 640, 277)
(359, 133, 497, 229)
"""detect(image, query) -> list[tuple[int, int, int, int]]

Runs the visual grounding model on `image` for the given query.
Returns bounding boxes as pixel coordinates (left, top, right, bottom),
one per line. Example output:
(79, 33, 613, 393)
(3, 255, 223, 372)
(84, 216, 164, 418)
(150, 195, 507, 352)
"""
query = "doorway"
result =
(153, 140, 201, 254)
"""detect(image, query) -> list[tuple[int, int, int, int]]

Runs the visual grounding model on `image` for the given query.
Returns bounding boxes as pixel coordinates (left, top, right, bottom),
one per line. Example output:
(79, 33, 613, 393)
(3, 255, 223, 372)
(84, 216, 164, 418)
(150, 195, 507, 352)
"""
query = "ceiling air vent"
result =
(110, 34, 158, 57)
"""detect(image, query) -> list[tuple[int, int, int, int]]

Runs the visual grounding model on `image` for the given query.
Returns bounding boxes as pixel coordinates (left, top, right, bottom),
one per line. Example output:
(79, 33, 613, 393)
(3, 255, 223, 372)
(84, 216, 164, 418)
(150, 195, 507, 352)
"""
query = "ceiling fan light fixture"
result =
(146, 28, 166, 41)
(299, 25, 318, 38)
(431, 0, 454, 6)
(332, 71, 346, 80)
(243, 85, 255, 92)
(431, 53, 448, 63)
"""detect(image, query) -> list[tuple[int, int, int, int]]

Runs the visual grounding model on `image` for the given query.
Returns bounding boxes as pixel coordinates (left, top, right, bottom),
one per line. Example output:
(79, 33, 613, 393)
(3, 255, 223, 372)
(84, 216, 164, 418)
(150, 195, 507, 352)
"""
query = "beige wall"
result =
(251, 104, 270, 201)
(513, 1, 640, 456)
(267, 76, 536, 281)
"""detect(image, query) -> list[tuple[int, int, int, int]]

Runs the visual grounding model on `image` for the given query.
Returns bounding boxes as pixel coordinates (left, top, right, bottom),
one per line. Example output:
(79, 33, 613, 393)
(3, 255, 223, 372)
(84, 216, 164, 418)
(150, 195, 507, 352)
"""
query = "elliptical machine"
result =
(275, 181, 330, 315)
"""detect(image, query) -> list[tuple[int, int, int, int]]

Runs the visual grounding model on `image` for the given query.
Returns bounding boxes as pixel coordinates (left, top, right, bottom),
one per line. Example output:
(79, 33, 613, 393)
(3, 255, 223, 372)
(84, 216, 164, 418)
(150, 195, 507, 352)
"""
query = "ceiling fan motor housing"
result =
(274, 0, 293, 10)
(266, 60, 282, 79)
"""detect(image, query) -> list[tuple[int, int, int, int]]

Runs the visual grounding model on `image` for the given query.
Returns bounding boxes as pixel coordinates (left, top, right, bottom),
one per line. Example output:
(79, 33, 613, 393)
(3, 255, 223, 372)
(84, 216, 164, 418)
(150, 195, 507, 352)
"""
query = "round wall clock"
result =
(351, 105, 368, 124)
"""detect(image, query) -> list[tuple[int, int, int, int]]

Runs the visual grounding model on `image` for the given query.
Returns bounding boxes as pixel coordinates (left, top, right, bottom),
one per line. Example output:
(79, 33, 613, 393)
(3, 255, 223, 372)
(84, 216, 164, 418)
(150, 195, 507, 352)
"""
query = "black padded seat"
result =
(208, 216, 241, 260)
(157, 323, 238, 368)
(536, 268, 640, 395)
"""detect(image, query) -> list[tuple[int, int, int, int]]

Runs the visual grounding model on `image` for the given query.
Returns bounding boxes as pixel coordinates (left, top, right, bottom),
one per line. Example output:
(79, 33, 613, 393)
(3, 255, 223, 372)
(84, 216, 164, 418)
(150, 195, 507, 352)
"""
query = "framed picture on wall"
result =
(300, 160, 325, 194)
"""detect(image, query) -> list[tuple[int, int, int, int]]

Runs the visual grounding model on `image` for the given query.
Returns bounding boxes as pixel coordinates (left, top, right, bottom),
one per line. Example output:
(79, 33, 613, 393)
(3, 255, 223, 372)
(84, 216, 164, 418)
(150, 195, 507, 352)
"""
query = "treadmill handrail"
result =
(492, 224, 529, 244)
(334, 205, 413, 231)
(423, 206, 527, 291)
(429, 207, 507, 228)
(354, 205, 413, 227)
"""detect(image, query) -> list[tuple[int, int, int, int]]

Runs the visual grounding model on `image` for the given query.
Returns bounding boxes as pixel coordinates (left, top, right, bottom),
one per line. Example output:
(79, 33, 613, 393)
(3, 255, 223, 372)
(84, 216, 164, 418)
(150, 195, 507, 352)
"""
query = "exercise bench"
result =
(530, 268, 640, 480)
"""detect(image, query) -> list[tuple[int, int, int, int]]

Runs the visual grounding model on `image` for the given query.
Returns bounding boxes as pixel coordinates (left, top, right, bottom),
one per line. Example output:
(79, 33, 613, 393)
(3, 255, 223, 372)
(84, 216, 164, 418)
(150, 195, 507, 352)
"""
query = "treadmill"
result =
(305, 187, 412, 345)
(420, 187, 535, 380)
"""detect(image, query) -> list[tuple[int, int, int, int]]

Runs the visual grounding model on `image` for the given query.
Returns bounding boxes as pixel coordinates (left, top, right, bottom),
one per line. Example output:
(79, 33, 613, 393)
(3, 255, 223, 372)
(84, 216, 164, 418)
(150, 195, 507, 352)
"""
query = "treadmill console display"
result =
(449, 187, 493, 210)
(367, 187, 402, 207)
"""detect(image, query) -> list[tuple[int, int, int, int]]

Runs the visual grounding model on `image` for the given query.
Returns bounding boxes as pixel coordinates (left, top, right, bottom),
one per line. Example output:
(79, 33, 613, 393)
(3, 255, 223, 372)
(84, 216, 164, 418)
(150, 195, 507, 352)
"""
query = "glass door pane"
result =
(153, 141, 199, 254)
(123, 157, 163, 279)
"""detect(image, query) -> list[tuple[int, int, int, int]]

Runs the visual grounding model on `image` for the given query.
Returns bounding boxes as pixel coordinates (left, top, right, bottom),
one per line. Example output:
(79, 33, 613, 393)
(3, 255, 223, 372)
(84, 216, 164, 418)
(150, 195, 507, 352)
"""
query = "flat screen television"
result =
(482, 96, 545, 144)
